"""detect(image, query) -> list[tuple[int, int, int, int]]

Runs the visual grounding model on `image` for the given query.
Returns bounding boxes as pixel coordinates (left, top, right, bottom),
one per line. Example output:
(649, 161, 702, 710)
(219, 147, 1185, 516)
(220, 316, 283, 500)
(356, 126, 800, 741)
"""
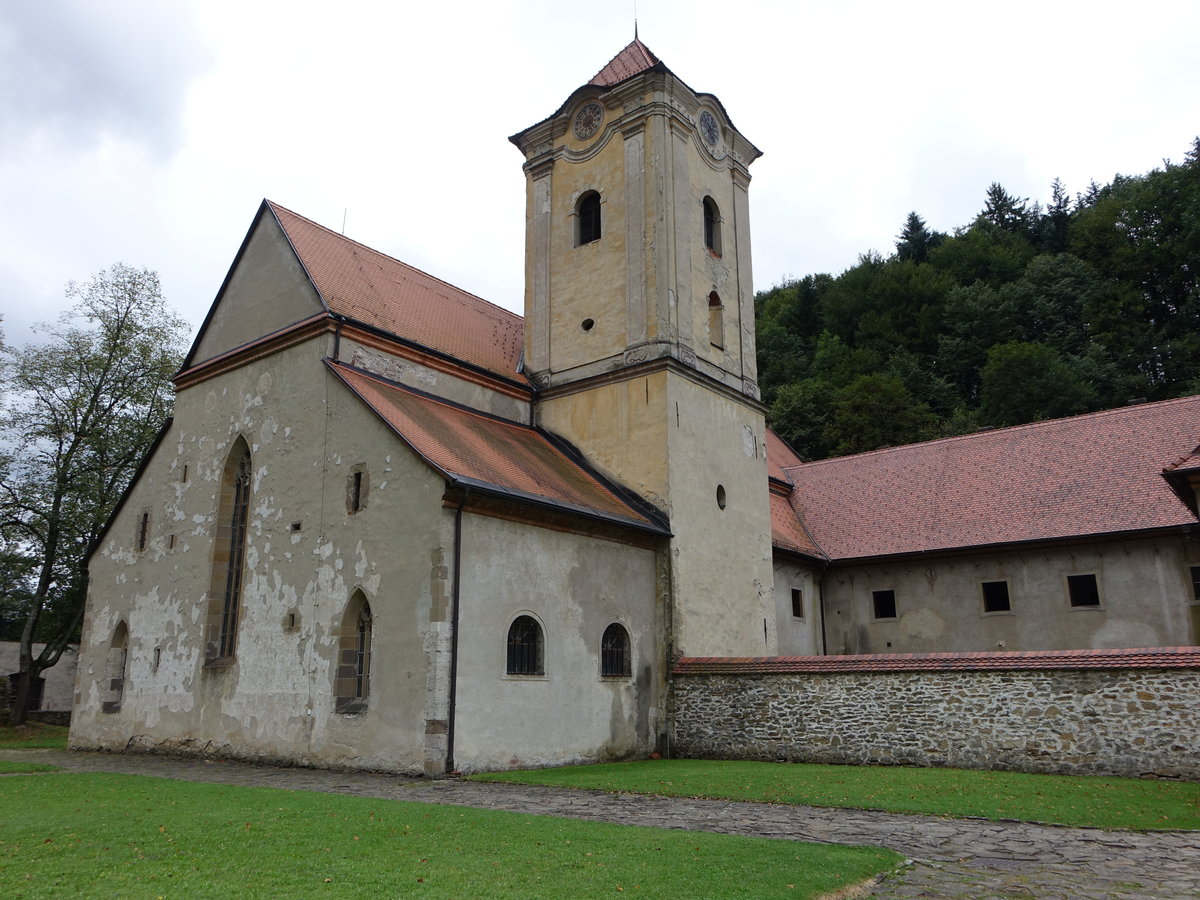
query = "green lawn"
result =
(0, 723, 70, 750)
(471, 759, 1200, 831)
(0, 773, 901, 899)
(0, 761, 57, 774)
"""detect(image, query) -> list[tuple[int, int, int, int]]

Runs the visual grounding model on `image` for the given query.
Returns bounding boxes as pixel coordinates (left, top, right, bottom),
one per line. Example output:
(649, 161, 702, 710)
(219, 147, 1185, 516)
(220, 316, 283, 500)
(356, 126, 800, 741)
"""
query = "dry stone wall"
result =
(671, 666, 1199, 780)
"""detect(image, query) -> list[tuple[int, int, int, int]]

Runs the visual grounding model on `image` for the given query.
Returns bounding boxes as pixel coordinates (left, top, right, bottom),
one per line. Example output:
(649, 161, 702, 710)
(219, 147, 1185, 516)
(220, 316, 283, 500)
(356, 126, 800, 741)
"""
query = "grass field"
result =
(0, 760, 57, 774)
(472, 759, 1200, 831)
(0, 773, 901, 899)
(0, 723, 70, 750)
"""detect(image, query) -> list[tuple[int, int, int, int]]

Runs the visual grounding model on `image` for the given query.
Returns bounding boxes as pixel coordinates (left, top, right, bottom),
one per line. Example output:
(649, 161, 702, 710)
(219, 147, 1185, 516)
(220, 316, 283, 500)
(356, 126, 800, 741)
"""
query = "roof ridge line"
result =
(327, 360, 531, 429)
(266, 200, 524, 323)
(781, 393, 1200, 471)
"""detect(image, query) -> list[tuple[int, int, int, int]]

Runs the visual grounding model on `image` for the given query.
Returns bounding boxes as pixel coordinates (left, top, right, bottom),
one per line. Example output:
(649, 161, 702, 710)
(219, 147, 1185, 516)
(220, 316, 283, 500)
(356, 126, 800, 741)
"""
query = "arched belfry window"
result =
(601, 623, 631, 677)
(507, 615, 544, 675)
(703, 196, 721, 256)
(708, 291, 725, 349)
(206, 439, 251, 662)
(336, 591, 372, 713)
(101, 621, 129, 713)
(577, 191, 602, 246)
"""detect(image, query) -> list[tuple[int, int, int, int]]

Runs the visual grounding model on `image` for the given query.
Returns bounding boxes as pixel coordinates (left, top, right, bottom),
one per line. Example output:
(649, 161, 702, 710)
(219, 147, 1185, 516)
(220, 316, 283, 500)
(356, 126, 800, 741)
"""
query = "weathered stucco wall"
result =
(823, 537, 1199, 655)
(190, 212, 324, 365)
(773, 560, 823, 656)
(453, 514, 663, 772)
(671, 662, 1200, 780)
(665, 374, 775, 658)
(72, 335, 447, 773)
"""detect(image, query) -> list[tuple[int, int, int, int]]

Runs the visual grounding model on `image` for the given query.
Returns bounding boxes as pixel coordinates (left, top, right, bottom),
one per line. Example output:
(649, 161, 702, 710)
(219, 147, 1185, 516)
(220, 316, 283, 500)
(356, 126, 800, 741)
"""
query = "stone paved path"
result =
(4, 749, 1198, 898)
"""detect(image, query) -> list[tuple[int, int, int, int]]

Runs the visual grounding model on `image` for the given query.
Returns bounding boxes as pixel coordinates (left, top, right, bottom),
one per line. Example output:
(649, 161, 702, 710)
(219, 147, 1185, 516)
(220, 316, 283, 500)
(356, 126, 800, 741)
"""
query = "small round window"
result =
(581, 318, 595, 332)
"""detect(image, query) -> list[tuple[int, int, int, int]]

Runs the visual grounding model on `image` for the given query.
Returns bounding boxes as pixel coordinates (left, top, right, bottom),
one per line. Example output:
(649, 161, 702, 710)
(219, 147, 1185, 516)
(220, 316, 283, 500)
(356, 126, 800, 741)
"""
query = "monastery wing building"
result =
(71, 39, 1200, 774)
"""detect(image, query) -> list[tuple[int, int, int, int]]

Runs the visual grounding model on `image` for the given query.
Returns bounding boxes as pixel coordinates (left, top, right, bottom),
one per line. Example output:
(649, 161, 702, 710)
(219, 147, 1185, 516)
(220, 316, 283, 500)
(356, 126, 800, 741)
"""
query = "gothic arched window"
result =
(336, 591, 372, 713)
(206, 439, 251, 662)
(101, 621, 129, 713)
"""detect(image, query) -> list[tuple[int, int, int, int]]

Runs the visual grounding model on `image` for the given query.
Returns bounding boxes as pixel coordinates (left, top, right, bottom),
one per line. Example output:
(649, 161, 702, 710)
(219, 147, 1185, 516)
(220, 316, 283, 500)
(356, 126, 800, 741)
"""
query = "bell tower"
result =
(510, 38, 777, 657)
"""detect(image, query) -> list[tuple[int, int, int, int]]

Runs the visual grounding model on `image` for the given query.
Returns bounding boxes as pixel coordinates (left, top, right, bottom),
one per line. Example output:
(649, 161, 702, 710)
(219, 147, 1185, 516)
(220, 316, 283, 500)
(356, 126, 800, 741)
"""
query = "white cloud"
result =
(2, 0, 1198, 349)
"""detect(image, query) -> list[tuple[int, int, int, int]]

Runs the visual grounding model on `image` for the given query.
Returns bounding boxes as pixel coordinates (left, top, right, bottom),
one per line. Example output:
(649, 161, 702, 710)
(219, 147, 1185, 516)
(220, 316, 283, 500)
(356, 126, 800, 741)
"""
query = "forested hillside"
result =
(756, 138, 1200, 461)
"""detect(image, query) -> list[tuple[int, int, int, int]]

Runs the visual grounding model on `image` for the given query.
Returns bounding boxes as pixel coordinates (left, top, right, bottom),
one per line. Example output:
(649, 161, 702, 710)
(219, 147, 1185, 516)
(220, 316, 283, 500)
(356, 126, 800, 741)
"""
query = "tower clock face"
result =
(573, 102, 604, 140)
(699, 110, 719, 146)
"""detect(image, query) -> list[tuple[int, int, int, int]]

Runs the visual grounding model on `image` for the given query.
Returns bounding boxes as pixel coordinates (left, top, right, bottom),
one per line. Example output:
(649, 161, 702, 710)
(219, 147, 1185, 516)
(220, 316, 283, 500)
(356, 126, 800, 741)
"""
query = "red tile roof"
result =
(1165, 447, 1200, 475)
(766, 428, 802, 485)
(329, 362, 663, 532)
(674, 646, 1200, 675)
(778, 396, 1200, 560)
(269, 202, 526, 386)
(589, 38, 660, 87)
(769, 493, 825, 560)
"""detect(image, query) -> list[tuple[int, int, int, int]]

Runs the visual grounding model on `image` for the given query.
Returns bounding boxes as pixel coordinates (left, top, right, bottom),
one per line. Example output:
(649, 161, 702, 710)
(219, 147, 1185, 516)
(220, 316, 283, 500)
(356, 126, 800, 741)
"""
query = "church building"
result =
(70, 39, 1200, 774)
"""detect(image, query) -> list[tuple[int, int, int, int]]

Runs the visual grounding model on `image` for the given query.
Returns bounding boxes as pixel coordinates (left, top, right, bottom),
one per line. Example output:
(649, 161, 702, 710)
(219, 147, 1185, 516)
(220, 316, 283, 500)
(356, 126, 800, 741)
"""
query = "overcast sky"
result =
(2, 0, 1198, 348)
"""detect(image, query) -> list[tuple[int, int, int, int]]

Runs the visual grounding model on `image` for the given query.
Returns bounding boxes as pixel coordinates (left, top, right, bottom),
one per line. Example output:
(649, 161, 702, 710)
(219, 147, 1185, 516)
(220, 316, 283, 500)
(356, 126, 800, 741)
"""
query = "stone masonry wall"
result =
(670, 665, 1199, 780)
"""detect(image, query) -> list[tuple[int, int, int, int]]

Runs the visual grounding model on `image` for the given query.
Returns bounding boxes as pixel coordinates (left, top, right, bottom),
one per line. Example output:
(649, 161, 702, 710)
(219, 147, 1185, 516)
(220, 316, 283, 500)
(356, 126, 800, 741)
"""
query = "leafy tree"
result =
(823, 374, 938, 456)
(0, 265, 188, 723)
(978, 341, 1095, 427)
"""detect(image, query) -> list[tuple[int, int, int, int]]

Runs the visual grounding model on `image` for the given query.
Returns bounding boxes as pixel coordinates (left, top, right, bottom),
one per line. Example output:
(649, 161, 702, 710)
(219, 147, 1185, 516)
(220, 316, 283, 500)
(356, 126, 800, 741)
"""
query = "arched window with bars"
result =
(600, 622, 631, 677)
(506, 615, 544, 675)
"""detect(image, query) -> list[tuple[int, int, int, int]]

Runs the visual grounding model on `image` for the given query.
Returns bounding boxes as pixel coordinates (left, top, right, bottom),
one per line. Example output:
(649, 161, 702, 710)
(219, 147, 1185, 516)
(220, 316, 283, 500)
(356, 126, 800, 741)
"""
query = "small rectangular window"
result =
(1190, 565, 1200, 602)
(347, 467, 368, 514)
(1067, 573, 1101, 607)
(981, 580, 1011, 613)
(181, 463, 189, 483)
(790, 588, 804, 619)
(137, 510, 150, 552)
(872, 589, 897, 620)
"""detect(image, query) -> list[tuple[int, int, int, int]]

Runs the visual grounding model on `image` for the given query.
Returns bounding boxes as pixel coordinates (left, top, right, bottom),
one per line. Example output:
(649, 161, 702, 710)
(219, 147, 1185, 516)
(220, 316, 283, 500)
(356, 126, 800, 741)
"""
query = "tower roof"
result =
(589, 38, 660, 87)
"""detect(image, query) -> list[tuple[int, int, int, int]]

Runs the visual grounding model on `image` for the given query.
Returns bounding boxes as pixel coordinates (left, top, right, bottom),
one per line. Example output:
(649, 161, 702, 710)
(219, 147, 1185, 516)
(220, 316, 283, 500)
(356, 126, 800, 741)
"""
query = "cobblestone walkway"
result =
(4, 750, 1198, 898)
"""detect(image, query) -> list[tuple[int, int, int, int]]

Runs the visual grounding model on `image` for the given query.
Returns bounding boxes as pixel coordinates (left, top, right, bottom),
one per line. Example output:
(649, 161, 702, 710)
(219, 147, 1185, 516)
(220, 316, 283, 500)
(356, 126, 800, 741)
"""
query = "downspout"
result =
(445, 486, 469, 774)
(332, 315, 344, 362)
(817, 562, 829, 656)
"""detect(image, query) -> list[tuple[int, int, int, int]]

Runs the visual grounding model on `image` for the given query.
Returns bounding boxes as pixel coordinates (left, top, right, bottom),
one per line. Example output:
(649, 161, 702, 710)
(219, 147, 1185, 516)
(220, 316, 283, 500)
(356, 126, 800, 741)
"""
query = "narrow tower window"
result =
(708, 292, 725, 348)
(703, 196, 721, 255)
(577, 191, 602, 245)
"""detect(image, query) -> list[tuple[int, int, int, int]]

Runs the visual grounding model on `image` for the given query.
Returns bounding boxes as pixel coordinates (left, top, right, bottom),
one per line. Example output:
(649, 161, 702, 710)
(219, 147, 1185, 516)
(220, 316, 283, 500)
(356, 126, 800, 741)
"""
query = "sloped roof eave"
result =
(326, 361, 667, 537)
(821, 523, 1195, 566)
(449, 475, 670, 536)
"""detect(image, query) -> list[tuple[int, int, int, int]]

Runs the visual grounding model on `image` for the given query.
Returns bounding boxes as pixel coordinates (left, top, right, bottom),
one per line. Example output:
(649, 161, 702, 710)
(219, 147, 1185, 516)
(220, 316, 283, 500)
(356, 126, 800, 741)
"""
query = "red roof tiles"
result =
(674, 646, 1200, 675)
(770, 492, 824, 560)
(269, 202, 526, 385)
(329, 362, 662, 532)
(779, 396, 1200, 560)
(589, 38, 660, 87)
